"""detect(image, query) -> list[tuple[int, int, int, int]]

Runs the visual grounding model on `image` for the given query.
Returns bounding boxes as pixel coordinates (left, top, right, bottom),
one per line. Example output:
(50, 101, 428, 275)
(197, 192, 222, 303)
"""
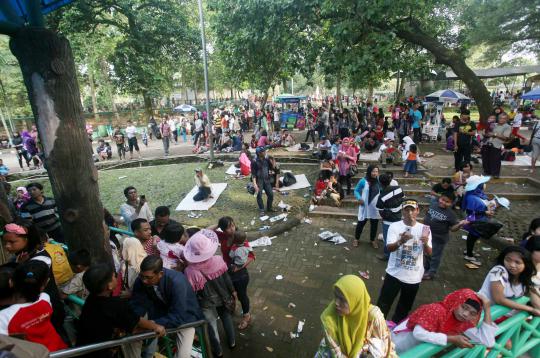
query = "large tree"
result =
(60, 0, 199, 117)
(208, 0, 316, 105)
(308, 0, 494, 123)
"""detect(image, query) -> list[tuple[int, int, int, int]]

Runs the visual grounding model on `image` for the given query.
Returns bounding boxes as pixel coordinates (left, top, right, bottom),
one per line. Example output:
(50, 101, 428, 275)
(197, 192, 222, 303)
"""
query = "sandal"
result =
(352, 239, 359, 247)
(238, 313, 251, 330)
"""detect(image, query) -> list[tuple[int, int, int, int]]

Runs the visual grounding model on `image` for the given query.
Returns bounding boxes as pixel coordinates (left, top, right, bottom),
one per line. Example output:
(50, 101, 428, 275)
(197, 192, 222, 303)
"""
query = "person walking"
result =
(453, 109, 476, 171)
(376, 199, 432, 324)
(304, 113, 317, 143)
(112, 126, 126, 160)
(481, 113, 511, 178)
(251, 147, 275, 215)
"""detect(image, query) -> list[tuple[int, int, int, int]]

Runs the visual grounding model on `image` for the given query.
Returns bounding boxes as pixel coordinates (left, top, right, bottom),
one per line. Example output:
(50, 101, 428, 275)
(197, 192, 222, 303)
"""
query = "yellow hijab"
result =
(320, 275, 371, 358)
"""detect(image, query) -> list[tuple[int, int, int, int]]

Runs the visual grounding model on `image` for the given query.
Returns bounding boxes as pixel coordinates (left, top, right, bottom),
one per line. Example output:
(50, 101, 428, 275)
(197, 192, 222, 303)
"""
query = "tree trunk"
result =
(395, 70, 400, 101)
(142, 92, 153, 119)
(10, 27, 108, 261)
(100, 60, 119, 122)
(398, 76, 406, 99)
(336, 72, 342, 109)
(194, 81, 198, 105)
(367, 83, 374, 102)
(88, 67, 99, 121)
(395, 26, 492, 123)
(0, 182, 12, 229)
(260, 91, 269, 109)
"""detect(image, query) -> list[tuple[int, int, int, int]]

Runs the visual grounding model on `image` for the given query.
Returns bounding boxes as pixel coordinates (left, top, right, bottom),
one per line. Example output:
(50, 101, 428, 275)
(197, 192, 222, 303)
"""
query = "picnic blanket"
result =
(226, 164, 240, 175)
(279, 174, 310, 190)
(358, 152, 381, 161)
(175, 183, 227, 211)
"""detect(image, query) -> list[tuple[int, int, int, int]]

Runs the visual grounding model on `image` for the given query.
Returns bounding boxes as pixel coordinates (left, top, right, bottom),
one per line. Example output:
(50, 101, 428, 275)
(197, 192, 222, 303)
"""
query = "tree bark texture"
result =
(142, 91, 153, 119)
(10, 27, 108, 261)
(395, 27, 492, 124)
(336, 72, 342, 109)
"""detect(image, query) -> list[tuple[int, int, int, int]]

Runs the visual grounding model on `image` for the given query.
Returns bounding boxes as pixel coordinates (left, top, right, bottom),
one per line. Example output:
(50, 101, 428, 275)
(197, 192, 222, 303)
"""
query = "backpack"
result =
(282, 172, 297, 187)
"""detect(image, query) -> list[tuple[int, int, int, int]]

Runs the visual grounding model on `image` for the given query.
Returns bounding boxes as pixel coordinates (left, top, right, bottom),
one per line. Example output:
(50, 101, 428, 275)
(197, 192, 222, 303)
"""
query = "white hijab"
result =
(402, 136, 415, 160)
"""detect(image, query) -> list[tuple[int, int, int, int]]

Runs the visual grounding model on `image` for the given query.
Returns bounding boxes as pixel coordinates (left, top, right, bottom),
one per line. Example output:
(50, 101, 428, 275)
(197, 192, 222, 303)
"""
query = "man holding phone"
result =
(376, 199, 432, 324)
(120, 186, 154, 230)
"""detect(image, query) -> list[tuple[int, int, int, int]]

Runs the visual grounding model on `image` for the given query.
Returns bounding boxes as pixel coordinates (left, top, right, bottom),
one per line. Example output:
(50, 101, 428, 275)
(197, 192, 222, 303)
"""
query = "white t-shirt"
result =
(125, 125, 138, 139)
(386, 221, 432, 284)
(157, 241, 184, 270)
(478, 265, 526, 304)
(195, 119, 204, 132)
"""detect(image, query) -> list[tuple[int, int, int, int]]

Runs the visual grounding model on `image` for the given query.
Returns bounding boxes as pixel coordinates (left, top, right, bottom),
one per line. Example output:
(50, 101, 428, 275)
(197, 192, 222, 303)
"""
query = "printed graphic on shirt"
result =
(394, 240, 423, 271)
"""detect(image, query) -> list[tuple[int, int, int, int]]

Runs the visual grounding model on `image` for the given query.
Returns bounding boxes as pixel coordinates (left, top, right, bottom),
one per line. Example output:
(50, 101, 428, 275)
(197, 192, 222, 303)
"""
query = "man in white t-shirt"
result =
(376, 199, 432, 323)
(125, 120, 141, 159)
(511, 107, 525, 141)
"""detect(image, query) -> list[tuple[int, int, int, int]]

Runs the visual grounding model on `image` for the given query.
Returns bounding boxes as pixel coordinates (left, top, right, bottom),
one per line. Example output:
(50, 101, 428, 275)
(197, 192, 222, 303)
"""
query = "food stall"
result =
(275, 94, 307, 130)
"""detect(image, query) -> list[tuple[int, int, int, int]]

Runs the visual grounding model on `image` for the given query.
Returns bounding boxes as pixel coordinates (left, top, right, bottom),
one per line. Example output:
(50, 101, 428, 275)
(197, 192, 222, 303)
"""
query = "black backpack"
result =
(282, 172, 297, 187)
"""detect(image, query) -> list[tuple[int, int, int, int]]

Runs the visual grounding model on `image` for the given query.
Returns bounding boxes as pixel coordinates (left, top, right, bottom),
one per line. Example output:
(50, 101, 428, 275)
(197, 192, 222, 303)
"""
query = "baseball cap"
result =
(195, 168, 202, 172)
(402, 199, 419, 209)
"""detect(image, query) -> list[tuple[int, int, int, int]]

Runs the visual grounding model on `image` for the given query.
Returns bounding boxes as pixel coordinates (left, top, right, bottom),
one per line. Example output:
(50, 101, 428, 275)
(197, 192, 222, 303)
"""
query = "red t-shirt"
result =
(0, 293, 67, 351)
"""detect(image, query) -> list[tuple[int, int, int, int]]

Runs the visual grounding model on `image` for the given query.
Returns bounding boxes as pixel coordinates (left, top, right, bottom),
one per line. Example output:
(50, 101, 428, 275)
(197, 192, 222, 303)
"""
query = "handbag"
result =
(348, 163, 358, 176)
(201, 272, 236, 313)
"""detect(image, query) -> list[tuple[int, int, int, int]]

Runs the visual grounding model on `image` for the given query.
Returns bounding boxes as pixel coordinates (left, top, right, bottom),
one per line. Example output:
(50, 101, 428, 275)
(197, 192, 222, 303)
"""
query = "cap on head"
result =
(195, 168, 202, 173)
(402, 199, 419, 210)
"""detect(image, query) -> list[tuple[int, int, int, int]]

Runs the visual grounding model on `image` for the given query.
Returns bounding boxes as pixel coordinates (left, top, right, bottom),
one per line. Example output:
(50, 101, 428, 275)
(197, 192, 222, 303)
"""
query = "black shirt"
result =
(432, 183, 455, 197)
(77, 295, 140, 358)
(424, 202, 458, 242)
(453, 121, 476, 147)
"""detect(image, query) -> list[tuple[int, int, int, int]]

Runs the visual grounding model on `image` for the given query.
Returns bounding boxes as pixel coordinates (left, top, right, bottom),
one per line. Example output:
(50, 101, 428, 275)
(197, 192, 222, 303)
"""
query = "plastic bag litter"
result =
(269, 213, 287, 223)
(250, 236, 277, 247)
(278, 200, 292, 211)
(319, 231, 347, 244)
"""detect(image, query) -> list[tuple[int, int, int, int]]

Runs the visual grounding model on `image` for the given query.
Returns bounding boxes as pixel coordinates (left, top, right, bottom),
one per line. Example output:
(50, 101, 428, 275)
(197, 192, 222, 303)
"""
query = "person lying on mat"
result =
(193, 168, 213, 202)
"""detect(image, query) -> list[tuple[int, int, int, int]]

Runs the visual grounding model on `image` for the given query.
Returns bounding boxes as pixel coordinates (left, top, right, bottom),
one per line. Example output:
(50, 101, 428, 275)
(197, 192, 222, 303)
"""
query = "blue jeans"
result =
(426, 237, 448, 275)
(256, 181, 274, 211)
(203, 306, 235, 356)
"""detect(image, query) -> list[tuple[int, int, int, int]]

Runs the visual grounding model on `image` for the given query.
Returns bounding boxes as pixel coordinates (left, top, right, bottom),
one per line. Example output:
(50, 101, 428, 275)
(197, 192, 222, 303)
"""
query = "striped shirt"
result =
(20, 197, 61, 233)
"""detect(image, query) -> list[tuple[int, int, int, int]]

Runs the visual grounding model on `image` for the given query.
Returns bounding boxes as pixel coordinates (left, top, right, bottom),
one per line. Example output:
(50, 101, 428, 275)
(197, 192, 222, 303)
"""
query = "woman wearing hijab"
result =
(337, 137, 357, 195)
(353, 164, 381, 248)
(184, 229, 236, 357)
(462, 175, 491, 266)
(392, 289, 496, 353)
(315, 275, 397, 358)
(121, 236, 147, 291)
(401, 135, 415, 161)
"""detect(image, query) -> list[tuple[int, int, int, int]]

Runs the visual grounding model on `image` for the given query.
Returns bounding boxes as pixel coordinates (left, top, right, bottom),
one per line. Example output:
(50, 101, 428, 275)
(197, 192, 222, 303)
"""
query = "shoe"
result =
(376, 254, 388, 262)
(464, 255, 482, 266)
(371, 241, 379, 249)
(463, 250, 480, 258)
(422, 273, 434, 280)
(238, 313, 251, 330)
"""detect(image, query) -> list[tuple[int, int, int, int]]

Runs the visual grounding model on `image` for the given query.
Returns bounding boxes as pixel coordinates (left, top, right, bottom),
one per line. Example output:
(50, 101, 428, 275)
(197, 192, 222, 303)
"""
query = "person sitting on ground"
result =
(477, 246, 540, 316)
(317, 136, 332, 160)
(379, 138, 402, 167)
(320, 158, 337, 180)
(157, 222, 187, 271)
(183, 230, 237, 357)
(431, 178, 455, 199)
(96, 139, 112, 160)
(129, 256, 203, 358)
(236, 143, 252, 176)
(525, 236, 540, 309)
(60, 248, 91, 299)
(193, 168, 213, 202)
(218, 131, 233, 151)
(391, 289, 496, 353)
(315, 275, 397, 358)
(149, 206, 181, 239)
(363, 136, 378, 153)
(257, 130, 270, 147)
(281, 129, 295, 147)
(77, 263, 166, 358)
(452, 162, 473, 208)
(231, 131, 243, 151)
(0, 260, 67, 352)
(120, 186, 154, 230)
(318, 175, 343, 207)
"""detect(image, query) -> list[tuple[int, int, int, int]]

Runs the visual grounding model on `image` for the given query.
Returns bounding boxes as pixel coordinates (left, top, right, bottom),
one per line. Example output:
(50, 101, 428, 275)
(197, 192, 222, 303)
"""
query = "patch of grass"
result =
(14, 162, 319, 229)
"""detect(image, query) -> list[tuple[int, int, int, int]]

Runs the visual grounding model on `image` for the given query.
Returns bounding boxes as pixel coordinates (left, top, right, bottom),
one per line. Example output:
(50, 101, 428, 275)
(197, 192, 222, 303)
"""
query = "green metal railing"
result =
(401, 296, 540, 358)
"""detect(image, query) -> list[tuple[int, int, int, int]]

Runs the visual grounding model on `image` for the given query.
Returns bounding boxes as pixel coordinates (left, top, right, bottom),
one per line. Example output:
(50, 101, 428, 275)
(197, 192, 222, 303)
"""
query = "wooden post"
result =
(10, 27, 108, 261)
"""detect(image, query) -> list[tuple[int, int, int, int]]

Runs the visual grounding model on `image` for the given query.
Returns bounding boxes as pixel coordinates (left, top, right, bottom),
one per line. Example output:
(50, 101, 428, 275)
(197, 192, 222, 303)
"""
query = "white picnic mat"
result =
(358, 152, 381, 161)
(225, 164, 240, 175)
(175, 183, 228, 211)
(285, 143, 311, 152)
(279, 174, 311, 190)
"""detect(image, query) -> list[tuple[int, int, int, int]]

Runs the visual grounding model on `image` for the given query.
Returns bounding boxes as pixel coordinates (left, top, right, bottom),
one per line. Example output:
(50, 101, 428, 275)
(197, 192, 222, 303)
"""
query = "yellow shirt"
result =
(44, 242, 73, 285)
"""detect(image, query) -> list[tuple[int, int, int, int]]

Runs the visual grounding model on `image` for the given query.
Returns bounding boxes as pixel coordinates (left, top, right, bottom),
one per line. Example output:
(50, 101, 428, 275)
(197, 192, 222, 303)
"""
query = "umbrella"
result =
(173, 104, 196, 112)
(522, 87, 540, 100)
(425, 89, 470, 103)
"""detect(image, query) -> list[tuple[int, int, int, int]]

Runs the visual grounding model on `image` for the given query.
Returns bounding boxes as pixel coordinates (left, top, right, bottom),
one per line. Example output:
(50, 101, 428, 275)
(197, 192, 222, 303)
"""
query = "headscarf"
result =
(406, 289, 482, 335)
(184, 256, 228, 292)
(320, 275, 371, 358)
(122, 237, 147, 273)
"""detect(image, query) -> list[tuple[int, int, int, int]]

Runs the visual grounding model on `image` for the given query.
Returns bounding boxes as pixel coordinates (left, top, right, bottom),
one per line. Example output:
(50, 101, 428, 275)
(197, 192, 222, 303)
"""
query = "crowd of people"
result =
(1, 96, 539, 357)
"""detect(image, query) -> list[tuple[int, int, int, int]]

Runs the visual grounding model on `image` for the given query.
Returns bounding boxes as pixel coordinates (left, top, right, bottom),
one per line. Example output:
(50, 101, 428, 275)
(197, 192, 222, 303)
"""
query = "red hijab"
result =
(406, 289, 481, 335)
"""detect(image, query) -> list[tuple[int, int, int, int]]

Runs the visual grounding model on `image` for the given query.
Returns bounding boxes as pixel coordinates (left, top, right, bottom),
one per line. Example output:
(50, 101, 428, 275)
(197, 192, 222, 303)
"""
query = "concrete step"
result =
(308, 206, 357, 219)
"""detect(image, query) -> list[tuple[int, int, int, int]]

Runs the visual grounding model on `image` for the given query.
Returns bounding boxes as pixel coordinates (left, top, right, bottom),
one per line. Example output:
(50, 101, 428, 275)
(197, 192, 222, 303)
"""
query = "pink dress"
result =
(337, 145, 357, 176)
